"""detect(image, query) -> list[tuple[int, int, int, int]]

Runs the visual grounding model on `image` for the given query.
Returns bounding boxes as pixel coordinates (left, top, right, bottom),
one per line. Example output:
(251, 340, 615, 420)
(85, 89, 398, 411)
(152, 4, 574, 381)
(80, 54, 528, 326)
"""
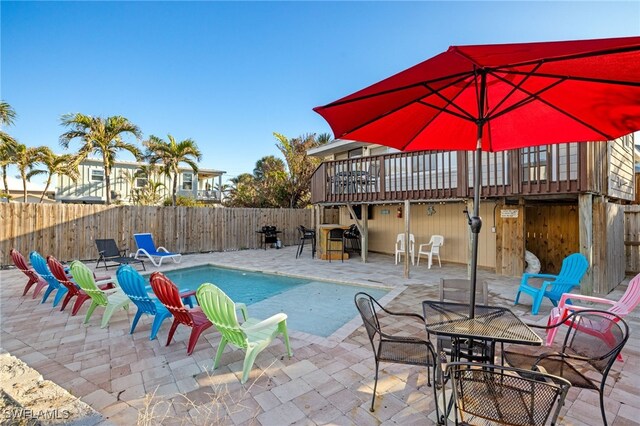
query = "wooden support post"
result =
(579, 194, 593, 296)
(404, 200, 411, 279)
(361, 203, 368, 263)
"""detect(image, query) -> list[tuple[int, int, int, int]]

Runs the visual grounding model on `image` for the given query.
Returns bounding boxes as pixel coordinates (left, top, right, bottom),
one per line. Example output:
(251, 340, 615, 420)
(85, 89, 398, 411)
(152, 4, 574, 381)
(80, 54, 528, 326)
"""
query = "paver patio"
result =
(1, 246, 639, 425)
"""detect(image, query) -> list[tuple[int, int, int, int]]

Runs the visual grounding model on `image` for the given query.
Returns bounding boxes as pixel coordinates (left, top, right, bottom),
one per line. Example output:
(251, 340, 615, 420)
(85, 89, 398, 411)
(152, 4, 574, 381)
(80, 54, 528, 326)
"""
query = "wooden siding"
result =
(525, 205, 579, 274)
(0, 203, 311, 266)
(338, 201, 497, 269)
(624, 205, 640, 274)
(607, 136, 635, 200)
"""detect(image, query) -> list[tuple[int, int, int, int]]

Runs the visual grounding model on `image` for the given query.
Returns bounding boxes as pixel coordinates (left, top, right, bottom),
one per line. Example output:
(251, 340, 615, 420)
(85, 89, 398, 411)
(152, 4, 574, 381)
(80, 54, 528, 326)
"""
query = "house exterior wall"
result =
(338, 201, 497, 269)
(56, 159, 222, 204)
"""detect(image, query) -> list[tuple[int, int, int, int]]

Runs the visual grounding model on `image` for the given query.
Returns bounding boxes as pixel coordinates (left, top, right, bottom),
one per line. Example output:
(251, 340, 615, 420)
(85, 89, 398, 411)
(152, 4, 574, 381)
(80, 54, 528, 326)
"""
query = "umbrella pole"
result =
(469, 127, 484, 319)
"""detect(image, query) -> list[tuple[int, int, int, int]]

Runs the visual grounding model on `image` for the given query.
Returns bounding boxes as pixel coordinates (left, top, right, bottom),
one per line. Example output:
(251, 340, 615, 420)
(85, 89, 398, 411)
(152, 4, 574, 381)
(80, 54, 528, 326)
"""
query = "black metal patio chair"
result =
(503, 309, 629, 426)
(354, 292, 439, 414)
(343, 224, 361, 253)
(446, 361, 571, 426)
(295, 225, 316, 259)
(95, 239, 146, 271)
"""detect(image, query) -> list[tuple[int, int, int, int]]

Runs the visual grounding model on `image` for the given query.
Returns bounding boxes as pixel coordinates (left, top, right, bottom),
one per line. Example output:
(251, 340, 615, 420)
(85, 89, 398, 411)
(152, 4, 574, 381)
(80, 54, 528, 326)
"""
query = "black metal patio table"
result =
(422, 301, 543, 359)
(423, 301, 543, 424)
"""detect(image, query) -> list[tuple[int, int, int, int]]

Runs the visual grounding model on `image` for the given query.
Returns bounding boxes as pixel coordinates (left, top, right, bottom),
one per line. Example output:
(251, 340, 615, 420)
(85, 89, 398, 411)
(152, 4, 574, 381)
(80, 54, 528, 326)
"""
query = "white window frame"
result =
(91, 169, 104, 182)
(182, 172, 193, 190)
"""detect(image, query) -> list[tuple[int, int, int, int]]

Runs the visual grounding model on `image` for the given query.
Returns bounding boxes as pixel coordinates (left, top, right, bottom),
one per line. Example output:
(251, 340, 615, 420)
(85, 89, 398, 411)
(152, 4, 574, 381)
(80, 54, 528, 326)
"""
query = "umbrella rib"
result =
(316, 71, 474, 109)
(485, 63, 543, 119)
(490, 43, 640, 72)
(488, 72, 614, 140)
(498, 69, 640, 87)
(398, 79, 478, 150)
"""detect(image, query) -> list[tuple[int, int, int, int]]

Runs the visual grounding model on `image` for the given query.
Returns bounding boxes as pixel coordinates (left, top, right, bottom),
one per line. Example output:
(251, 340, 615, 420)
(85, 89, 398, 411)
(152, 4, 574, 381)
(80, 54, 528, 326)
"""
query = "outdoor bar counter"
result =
(317, 224, 350, 261)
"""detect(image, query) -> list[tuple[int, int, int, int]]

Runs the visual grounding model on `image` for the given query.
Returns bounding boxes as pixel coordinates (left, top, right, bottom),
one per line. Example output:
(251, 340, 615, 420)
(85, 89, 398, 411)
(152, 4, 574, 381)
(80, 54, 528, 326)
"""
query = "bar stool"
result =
(326, 228, 344, 263)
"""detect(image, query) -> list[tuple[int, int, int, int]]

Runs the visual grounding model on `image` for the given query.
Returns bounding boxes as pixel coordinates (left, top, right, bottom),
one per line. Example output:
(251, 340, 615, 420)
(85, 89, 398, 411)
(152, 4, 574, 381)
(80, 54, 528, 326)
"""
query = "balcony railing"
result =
(177, 189, 221, 202)
(311, 143, 586, 204)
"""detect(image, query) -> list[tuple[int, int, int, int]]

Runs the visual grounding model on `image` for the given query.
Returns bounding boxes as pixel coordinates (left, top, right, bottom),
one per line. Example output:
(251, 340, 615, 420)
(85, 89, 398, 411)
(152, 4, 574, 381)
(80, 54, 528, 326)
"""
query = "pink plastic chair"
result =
(10, 248, 47, 298)
(546, 273, 640, 361)
(149, 272, 212, 355)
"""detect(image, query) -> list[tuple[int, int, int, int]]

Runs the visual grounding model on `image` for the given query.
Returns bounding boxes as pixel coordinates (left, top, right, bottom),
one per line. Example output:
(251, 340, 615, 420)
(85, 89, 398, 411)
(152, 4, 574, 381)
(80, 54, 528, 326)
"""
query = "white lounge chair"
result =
(133, 233, 182, 267)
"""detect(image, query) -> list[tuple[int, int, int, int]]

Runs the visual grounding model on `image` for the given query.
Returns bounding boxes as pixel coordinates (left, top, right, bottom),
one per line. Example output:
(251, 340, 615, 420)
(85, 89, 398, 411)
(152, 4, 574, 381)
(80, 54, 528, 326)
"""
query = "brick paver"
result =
(2, 247, 639, 425)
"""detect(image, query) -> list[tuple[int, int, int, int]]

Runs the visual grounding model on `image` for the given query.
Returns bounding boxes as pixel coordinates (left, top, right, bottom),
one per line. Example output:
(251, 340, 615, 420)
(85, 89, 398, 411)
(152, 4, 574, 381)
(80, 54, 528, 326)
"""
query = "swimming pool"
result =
(162, 265, 389, 338)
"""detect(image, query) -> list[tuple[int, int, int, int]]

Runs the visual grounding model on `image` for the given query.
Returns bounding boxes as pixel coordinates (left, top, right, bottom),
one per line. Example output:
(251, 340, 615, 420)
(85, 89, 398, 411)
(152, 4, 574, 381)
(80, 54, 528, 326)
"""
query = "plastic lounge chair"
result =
(69, 260, 130, 328)
(10, 248, 47, 298)
(416, 235, 444, 268)
(197, 283, 293, 384)
(133, 233, 182, 267)
(545, 273, 640, 361)
(446, 362, 571, 426)
(394, 233, 415, 265)
(514, 252, 588, 315)
(96, 239, 145, 271)
(149, 272, 212, 355)
(29, 251, 69, 307)
(116, 265, 196, 340)
(354, 292, 437, 413)
(47, 255, 115, 315)
(503, 309, 629, 426)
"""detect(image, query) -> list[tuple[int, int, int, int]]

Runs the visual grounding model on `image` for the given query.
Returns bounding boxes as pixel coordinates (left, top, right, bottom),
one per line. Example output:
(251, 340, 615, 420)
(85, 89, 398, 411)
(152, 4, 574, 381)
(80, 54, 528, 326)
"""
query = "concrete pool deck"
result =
(1, 247, 639, 425)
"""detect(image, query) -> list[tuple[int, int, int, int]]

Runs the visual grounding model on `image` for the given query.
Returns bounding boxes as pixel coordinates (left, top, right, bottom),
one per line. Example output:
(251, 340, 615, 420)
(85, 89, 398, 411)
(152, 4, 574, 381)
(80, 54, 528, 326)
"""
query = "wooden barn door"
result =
(525, 204, 579, 274)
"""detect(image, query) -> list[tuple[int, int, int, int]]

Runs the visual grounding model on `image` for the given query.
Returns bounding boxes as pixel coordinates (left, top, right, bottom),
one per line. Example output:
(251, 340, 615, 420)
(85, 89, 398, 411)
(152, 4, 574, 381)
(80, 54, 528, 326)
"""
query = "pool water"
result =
(163, 265, 389, 337)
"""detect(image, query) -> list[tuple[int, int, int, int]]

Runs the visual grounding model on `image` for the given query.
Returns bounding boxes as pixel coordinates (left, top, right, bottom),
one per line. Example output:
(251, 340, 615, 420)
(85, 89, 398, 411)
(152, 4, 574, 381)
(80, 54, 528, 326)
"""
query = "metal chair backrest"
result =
(354, 292, 381, 350)
(439, 278, 488, 306)
(149, 272, 194, 326)
(116, 265, 157, 314)
(447, 362, 571, 426)
(298, 225, 315, 239)
(96, 239, 122, 257)
(328, 228, 344, 241)
(561, 309, 629, 374)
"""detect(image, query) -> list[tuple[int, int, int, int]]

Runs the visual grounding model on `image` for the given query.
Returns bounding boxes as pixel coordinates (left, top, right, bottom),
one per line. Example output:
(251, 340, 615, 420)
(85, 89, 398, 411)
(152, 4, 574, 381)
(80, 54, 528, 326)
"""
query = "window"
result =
(91, 169, 104, 182)
(135, 175, 148, 188)
(182, 172, 193, 190)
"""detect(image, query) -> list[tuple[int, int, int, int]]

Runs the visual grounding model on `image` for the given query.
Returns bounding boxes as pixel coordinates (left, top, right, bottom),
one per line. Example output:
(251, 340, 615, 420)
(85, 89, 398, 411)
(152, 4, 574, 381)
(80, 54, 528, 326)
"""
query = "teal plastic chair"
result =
(196, 283, 293, 384)
(70, 260, 130, 327)
(115, 265, 196, 340)
(29, 251, 68, 307)
(514, 253, 589, 315)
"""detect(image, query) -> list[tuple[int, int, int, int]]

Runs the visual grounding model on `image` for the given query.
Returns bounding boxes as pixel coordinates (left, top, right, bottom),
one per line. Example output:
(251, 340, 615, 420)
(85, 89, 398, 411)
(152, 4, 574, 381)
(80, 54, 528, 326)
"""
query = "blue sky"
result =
(2, 1, 639, 184)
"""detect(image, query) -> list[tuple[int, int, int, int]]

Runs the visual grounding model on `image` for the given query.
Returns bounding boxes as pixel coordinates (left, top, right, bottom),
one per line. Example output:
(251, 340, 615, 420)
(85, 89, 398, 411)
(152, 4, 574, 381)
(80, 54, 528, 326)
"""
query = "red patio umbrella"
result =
(314, 36, 640, 317)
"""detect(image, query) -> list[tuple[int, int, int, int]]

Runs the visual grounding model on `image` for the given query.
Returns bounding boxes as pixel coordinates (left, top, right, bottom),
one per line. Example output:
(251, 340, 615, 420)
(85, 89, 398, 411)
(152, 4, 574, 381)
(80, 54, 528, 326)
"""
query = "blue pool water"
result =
(163, 265, 389, 337)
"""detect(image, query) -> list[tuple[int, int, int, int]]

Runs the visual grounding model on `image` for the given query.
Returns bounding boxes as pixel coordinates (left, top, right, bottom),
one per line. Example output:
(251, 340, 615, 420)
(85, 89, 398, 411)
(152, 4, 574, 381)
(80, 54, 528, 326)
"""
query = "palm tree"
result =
(0, 101, 16, 127)
(0, 101, 17, 195)
(59, 113, 142, 204)
(144, 134, 202, 206)
(38, 148, 79, 203)
(13, 143, 46, 202)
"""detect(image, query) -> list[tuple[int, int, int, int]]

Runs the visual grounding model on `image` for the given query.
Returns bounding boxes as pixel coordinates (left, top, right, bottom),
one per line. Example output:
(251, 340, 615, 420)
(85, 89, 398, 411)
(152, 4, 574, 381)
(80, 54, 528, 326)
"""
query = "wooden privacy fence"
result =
(624, 205, 640, 274)
(0, 203, 312, 266)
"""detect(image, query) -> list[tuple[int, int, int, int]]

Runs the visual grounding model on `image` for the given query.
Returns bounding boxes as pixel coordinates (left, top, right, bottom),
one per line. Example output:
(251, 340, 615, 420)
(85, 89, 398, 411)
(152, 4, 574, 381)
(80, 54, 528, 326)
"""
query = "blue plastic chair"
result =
(29, 251, 68, 307)
(115, 265, 195, 340)
(514, 253, 589, 315)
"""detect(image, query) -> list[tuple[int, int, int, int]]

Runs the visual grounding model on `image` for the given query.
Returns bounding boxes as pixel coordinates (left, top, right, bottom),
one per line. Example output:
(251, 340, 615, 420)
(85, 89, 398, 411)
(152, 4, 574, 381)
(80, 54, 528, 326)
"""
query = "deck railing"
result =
(311, 143, 585, 204)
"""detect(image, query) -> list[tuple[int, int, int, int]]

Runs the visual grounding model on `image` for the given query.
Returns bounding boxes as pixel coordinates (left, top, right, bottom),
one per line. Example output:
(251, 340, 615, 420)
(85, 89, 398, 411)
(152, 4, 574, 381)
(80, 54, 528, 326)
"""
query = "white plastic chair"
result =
(417, 235, 444, 268)
(394, 233, 415, 265)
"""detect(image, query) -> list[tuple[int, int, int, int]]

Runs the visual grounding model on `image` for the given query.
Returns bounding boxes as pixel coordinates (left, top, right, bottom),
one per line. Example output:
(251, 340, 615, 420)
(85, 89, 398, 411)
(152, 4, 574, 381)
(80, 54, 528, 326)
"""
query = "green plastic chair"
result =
(196, 283, 293, 384)
(70, 260, 130, 328)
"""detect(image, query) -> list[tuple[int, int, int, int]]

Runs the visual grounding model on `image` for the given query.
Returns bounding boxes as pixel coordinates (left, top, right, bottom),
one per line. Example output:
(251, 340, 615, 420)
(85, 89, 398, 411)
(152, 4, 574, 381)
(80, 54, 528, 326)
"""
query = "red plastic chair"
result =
(546, 273, 640, 361)
(47, 255, 115, 316)
(10, 248, 47, 298)
(149, 272, 213, 355)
